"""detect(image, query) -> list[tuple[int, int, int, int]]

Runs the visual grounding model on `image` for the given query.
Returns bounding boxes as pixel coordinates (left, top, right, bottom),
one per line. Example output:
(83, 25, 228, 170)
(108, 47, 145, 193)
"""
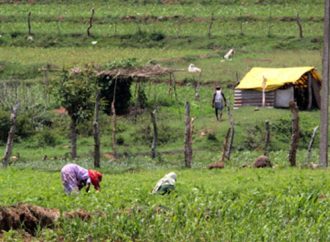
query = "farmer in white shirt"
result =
(152, 172, 177, 195)
(212, 86, 227, 121)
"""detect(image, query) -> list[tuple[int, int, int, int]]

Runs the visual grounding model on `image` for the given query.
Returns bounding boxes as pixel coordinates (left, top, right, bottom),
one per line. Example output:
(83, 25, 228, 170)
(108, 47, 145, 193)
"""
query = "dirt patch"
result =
(0, 203, 60, 236)
(0, 204, 94, 236)
(63, 210, 91, 221)
(208, 162, 225, 169)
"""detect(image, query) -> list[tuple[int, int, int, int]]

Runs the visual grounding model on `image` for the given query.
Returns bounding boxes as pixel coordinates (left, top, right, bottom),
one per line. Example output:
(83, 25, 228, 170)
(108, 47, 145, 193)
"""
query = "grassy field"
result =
(0, 1, 325, 167)
(0, 167, 329, 241)
(0, 0, 324, 84)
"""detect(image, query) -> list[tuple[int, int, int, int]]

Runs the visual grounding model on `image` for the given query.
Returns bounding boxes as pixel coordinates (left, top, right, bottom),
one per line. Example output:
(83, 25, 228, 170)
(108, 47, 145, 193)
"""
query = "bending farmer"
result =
(152, 172, 177, 195)
(61, 163, 102, 195)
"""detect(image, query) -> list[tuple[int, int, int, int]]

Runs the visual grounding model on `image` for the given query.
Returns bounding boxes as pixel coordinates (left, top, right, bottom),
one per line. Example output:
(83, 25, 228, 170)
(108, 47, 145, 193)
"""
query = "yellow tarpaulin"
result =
(235, 67, 321, 91)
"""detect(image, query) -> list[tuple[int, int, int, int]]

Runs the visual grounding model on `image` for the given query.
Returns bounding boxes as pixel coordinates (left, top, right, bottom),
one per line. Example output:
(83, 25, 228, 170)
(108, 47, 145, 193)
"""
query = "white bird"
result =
(152, 172, 177, 195)
(188, 64, 201, 73)
(224, 48, 235, 60)
(91, 41, 98, 45)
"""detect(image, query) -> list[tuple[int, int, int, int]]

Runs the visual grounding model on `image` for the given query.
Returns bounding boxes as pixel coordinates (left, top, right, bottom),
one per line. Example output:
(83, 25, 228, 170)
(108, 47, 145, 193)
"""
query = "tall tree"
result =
(53, 68, 95, 159)
(320, 0, 330, 167)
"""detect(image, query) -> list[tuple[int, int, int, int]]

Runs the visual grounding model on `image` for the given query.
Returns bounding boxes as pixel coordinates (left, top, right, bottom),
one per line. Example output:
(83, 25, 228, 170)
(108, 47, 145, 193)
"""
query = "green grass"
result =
(0, 0, 323, 83)
(0, 47, 207, 66)
(0, 2, 322, 19)
(0, 1, 323, 51)
(0, 167, 329, 241)
(0, 49, 322, 84)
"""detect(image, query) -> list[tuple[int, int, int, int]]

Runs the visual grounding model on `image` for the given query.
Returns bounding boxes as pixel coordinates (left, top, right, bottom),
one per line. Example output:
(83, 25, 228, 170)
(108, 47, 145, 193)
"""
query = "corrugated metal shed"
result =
(234, 67, 321, 109)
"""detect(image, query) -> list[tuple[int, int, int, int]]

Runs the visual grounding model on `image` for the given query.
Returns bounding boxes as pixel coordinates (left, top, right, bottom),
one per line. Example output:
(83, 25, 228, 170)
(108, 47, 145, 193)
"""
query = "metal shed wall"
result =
(234, 89, 275, 109)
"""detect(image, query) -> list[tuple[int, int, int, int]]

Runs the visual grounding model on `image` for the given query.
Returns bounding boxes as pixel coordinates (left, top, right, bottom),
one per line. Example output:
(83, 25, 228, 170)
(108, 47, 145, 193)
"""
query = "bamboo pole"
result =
(305, 126, 319, 164)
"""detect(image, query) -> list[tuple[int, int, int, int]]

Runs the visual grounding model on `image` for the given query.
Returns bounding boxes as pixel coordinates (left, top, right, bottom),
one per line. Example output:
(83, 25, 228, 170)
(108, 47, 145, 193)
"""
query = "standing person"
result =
(212, 86, 227, 121)
(60, 163, 102, 195)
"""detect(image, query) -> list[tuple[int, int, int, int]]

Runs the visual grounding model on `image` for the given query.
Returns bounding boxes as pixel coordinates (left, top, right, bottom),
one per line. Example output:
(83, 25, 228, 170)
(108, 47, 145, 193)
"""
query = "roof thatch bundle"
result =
(97, 64, 177, 80)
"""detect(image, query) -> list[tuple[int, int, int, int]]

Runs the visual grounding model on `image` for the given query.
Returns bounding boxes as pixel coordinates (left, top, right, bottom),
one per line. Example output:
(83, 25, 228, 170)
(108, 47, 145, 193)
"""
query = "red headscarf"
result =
(88, 170, 102, 190)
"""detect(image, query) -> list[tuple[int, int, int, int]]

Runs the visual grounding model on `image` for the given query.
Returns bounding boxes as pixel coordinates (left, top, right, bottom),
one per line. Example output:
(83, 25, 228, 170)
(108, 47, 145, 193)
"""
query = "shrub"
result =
(25, 128, 60, 148)
(35, 128, 59, 147)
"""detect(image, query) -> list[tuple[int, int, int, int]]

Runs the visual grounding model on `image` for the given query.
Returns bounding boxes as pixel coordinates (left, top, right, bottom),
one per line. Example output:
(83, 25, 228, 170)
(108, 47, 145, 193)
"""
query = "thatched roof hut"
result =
(97, 64, 179, 115)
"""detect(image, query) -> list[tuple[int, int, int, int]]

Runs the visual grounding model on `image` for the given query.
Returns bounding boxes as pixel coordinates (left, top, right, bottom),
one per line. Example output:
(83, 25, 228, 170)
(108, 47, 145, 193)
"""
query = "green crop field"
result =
(0, 0, 329, 240)
(0, 168, 330, 241)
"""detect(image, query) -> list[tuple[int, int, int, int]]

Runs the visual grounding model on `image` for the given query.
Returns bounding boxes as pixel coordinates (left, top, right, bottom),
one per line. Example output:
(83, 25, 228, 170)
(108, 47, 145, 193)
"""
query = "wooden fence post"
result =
(221, 102, 235, 161)
(264, 120, 270, 156)
(221, 128, 231, 162)
(184, 102, 193, 168)
(87, 8, 95, 37)
(225, 102, 234, 158)
(111, 78, 118, 158)
(307, 73, 312, 110)
(239, 10, 244, 36)
(296, 13, 303, 39)
(93, 91, 101, 168)
(262, 76, 267, 107)
(289, 101, 299, 166)
(150, 109, 158, 159)
(320, 0, 330, 167)
(2, 103, 19, 167)
(70, 116, 78, 159)
(267, 8, 273, 37)
(208, 12, 215, 39)
(195, 80, 200, 101)
(27, 12, 32, 36)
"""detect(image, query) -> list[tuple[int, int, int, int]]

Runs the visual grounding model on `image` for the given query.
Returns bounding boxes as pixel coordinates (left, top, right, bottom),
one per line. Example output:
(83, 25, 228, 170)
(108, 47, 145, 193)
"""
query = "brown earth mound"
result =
(0, 204, 60, 235)
(254, 155, 272, 168)
(0, 204, 93, 236)
(63, 210, 91, 221)
(208, 162, 225, 169)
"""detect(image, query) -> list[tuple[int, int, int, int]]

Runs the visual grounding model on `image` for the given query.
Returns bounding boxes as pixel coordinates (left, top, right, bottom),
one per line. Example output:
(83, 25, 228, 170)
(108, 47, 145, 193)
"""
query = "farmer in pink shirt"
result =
(61, 163, 102, 195)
